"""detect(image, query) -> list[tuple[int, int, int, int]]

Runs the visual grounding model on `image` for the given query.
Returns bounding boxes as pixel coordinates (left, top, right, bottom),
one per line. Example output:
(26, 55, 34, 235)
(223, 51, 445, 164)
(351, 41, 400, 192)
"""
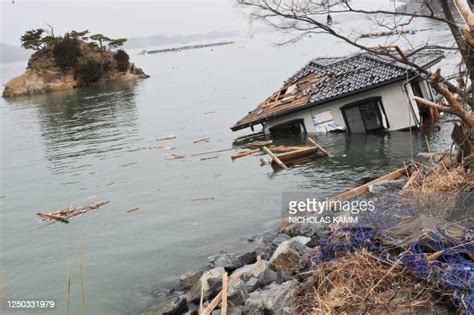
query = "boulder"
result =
(227, 278, 249, 306)
(188, 266, 225, 302)
(179, 270, 203, 290)
(269, 237, 310, 279)
(150, 295, 188, 315)
(245, 277, 260, 292)
(243, 281, 295, 314)
(208, 251, 256, 271)
(271, 234, 292, 247)
(279, 222, 326, 247)
(232, 260, 277, 289)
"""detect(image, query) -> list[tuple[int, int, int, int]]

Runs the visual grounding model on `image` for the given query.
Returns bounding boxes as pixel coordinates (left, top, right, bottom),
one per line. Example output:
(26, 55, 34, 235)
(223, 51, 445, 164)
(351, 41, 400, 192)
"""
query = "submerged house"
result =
(231, 51, 444, 135)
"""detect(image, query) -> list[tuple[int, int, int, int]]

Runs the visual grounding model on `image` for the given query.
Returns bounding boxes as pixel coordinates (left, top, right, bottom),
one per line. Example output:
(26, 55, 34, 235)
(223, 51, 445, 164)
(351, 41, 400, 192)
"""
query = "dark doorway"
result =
(269, 119, 306, 136)
(341, 98, 387, 133)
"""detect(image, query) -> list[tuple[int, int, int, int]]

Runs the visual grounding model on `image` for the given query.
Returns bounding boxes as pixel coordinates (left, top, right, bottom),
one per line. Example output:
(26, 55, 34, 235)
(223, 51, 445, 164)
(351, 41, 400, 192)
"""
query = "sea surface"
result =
(0, 17, 458, 314)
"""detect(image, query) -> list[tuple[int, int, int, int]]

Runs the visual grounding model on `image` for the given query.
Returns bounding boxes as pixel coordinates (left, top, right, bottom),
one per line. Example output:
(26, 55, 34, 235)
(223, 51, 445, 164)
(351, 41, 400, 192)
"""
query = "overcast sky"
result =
(0, 0, 243, 46)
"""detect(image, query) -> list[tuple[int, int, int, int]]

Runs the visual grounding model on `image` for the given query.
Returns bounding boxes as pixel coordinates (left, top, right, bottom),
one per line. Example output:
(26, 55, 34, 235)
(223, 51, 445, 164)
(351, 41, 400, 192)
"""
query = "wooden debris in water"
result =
(157, 135, 177, 141)
(127, 207, 139, 213)
(201, 155, 219, 161)
(269, 145, 310, 153)
(263, 146, 288, 169)
(165, 154, 185, 160)
(191, 148, 234, 157)
(203, 111, 216, 115)
(231, 148, 260, 160)
(241, 140, 272, 148)
(191, 197, 215, 202)
(36, 201, 110, 224)
(194, 137, 210, 144)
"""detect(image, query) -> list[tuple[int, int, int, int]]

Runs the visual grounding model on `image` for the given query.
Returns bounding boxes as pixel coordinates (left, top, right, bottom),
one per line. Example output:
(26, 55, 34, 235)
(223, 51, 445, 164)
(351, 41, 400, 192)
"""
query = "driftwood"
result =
(191, 148, 234, 157)
(263, 146, 288, 169)
(231, 148, 260, 160)
(403, 170, 421, 190)
(307, 137, 330, 156)
(157, 135, 176, 141)
(36, 201, 110, 223)
(127, 207, 139, 213)
(191, 197, 215, 202)
(194, 137, 210, 144)
(165, 154, 185, 160)
(201, 155, 219, 161)
(269, 145, 310, 153)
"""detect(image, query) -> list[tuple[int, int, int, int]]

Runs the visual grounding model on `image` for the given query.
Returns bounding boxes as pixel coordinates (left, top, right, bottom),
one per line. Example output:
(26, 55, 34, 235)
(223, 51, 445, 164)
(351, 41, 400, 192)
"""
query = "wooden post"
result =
(221, 272, 228, 315)
(307, 137, 330, 156)
(263, 146, 288, 169)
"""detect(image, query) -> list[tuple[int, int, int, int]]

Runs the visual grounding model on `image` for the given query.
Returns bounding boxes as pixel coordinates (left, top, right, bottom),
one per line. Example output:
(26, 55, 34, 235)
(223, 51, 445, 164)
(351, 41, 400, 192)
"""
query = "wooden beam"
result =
(307, 137, 330, 156)
(221, 273, 228, 315)
(330, 167, 409, 202)
(231, 148, 260, 160)
(274, 147, 319, 162)
(201, 290, 222, 315)
(263, 146, 288, 169)
(403, 170, 421, 190)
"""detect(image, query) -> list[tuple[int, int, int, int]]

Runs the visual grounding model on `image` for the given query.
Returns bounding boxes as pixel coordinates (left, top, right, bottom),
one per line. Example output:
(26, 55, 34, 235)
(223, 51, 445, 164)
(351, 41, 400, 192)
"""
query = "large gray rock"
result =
(243, 281, 295, 314)
(269, 237, 310, 279)
(232, 260, 277, 289)
(208, 251, 257, 271)
(279, 222, 325, 247)
(227, 278, 249, 306)
(179, 270, 203, 290)
(150, 295, 188, 315)
(188, 266, 225, 302)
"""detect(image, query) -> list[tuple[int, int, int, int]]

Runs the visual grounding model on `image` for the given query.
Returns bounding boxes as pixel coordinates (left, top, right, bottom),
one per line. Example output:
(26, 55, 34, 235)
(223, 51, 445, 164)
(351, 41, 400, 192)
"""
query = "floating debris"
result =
(194, 137, 210, 144)
(127, 207, 139, 213)
(201, 155, 219, 161)
(191, 197, 215, 202)
(157, 135, 177, 141)
(203, 111, 216, 115)
(231, 148, 260, 160)
(36, 201, 110, 224)
(191, 148, 234, 157)
(165, 154, 185, 160)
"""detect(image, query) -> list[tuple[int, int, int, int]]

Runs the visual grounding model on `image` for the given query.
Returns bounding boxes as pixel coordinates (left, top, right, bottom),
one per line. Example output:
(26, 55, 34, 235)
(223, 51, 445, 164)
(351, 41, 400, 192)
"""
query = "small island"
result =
(2, 29, 149, 98)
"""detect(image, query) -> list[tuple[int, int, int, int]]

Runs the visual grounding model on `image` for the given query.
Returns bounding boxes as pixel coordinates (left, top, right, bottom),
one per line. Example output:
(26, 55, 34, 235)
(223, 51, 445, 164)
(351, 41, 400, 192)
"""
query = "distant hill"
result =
(0, 43, 31, 64)
(124, 30, 239, 49)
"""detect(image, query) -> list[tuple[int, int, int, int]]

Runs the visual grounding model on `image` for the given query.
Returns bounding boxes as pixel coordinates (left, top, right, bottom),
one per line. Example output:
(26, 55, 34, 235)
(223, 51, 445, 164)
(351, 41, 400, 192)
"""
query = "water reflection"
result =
(5, 82, 141, 173)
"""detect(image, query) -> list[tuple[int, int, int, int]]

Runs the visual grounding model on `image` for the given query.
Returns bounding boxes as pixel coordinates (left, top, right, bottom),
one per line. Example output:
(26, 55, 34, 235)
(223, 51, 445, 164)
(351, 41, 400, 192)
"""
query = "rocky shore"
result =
(144, 153, 473, 315)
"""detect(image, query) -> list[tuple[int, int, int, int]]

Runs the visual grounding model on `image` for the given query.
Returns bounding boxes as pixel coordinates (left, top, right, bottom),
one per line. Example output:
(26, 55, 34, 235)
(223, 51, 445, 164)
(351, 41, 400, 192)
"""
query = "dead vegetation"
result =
(293, 250, 444, 315)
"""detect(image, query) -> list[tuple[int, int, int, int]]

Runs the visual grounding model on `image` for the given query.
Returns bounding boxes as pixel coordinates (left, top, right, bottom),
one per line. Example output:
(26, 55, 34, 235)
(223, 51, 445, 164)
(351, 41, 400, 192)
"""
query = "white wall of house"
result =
(264, 80, 423, 134)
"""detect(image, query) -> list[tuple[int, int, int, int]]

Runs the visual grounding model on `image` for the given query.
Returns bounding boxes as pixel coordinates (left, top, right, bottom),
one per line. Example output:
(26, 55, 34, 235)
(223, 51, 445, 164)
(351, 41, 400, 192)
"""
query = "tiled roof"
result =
(231, 51, 443, 131)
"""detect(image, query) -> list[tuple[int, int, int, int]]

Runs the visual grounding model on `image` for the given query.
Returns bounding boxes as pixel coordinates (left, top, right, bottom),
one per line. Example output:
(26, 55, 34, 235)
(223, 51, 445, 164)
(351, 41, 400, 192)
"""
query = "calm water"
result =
(0, 19, 455, 314)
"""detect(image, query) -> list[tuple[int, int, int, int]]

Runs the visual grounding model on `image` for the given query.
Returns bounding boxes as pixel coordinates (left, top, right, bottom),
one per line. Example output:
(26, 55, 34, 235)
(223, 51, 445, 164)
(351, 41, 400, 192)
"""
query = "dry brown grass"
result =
(292, 250, 444, 315)
(410, 160, 473, 193)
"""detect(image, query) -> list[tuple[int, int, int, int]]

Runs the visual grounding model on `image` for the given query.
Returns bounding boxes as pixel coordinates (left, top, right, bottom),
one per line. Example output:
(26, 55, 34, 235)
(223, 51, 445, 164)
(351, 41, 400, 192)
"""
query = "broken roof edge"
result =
(230, 74, 410, 131)
(231, 51, 445, 132)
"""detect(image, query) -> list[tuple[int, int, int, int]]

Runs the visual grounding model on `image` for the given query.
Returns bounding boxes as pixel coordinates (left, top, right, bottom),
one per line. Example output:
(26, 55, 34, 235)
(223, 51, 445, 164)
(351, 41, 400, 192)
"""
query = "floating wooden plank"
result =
(165, 154, 185, 160)
(157, 135, 176, 141)
(263, 146, 288, 169)
(194, 137, 210, 144)
(191, 197, 215, 202)
(269, 145, 310, 153)
(330, 167, 409, 202)
(231, 148, 260, 160)
(191, 148, 234, 157)
(201, 155, 219, 161)
(274, 147, 319, 163)
(127, 207, 139, 213)
(307, 137, 330, 156)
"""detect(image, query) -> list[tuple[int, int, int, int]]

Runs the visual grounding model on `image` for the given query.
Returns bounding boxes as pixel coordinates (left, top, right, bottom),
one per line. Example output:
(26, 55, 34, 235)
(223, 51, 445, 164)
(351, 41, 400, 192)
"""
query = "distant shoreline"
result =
(139, 41, 235, 55)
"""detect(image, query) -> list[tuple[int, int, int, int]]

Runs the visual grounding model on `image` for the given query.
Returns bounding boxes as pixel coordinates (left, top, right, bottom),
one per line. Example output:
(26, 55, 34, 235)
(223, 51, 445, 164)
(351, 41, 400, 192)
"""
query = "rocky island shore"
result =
(2, 29, 149, 98)
(145, 154, 473, 315)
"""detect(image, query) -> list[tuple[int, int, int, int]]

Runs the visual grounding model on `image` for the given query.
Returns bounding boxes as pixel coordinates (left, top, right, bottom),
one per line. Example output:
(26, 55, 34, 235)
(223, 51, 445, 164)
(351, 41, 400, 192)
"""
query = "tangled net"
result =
(296, 214, 473, 314)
